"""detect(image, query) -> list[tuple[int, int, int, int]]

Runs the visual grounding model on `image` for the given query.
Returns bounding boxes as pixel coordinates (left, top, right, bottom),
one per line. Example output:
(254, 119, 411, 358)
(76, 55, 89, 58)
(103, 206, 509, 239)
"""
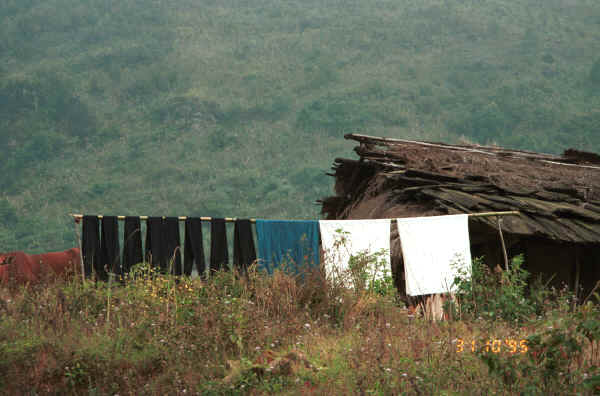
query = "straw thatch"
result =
(321, 133, 600, 244)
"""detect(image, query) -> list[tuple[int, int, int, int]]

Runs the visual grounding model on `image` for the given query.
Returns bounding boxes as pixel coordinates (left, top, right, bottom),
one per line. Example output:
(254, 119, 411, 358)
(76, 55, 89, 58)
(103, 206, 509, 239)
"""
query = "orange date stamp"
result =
(456, 338, 528, 354)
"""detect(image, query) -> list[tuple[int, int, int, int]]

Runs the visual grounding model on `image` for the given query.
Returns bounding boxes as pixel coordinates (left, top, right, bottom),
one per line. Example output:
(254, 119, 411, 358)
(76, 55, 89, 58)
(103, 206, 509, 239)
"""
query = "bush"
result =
(451, 255, 535, 323)
(0, 198, 17, 226)
(479, 299, 600, 394)
(296, 97, 371, 136)
(589, 58, 600, 87)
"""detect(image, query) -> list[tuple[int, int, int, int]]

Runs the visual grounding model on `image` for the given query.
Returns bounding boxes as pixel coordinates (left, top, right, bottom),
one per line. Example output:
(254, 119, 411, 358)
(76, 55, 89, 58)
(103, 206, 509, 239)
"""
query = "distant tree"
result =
(0, 198, 17, 226)
(589, 58, 600, 87)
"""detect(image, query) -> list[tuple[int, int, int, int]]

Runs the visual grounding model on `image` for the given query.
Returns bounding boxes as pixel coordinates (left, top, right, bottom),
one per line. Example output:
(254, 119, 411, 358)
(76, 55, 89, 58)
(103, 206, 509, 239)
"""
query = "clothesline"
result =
(70, 211, 520, 222)
(70, 214, 257, 222)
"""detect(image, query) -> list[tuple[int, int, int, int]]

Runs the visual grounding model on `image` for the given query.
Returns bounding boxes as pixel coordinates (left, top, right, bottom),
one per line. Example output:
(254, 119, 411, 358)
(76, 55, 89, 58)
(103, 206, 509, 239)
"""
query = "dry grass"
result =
(0, 263, 598, 395)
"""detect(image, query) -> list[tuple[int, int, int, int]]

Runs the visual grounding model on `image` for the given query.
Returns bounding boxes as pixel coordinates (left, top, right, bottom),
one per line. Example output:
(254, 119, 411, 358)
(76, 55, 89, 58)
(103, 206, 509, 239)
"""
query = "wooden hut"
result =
(320, 133, 600, 304)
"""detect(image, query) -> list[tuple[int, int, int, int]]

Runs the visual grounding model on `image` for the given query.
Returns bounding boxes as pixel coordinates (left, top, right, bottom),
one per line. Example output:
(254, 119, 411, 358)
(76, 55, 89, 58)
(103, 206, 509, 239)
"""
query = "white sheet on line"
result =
(319, 219, 391, 284)
(396, 214, 472, 296)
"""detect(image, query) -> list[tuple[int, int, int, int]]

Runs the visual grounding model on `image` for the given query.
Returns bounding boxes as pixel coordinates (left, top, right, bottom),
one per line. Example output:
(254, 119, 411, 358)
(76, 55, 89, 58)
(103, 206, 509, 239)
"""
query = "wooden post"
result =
(497, 218, 509, 272)
(574, 247, 581, 302)
(73, 218, 85, 282)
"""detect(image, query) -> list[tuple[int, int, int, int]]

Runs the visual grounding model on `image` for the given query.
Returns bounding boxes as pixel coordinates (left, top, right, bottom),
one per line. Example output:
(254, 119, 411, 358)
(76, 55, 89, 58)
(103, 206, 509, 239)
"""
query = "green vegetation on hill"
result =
(1, 0, 600, 252)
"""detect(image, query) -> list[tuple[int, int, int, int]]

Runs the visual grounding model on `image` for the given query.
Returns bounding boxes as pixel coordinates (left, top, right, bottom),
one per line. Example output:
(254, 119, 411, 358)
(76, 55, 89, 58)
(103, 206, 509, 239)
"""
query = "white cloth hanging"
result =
(319, 219, 391, 286)
(396, 214, 472, 296)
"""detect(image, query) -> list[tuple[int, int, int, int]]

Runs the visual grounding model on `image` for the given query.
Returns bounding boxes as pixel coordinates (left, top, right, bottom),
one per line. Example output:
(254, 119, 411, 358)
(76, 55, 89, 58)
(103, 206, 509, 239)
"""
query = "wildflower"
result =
(255, 346, 261, 350)
(304, 323, 311, 329)
(387, 343, 392, 347)
(385, 323, 391, 328)
(385, 368, 391, 372)
(271, 343, 275, 348)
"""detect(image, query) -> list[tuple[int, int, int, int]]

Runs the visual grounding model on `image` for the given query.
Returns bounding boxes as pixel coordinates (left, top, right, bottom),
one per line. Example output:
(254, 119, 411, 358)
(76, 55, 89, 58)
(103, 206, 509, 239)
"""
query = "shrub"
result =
(589, 58, 600, 87)
(479, 300, 600, 394)
(296, 97, 371, 136)
(451, 255, 535, 323)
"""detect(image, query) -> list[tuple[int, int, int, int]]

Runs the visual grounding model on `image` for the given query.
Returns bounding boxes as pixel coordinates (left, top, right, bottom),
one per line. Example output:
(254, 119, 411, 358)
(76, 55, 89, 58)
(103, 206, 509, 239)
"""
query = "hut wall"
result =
(522, 240, 574, 290)
(579, 245, 600, 300)
(471, 237, 600, 299)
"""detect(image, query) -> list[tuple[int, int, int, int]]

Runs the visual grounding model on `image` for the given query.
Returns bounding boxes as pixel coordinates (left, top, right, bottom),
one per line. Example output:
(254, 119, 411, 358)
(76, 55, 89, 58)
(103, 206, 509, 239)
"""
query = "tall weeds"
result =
(0, 256, 598, 394)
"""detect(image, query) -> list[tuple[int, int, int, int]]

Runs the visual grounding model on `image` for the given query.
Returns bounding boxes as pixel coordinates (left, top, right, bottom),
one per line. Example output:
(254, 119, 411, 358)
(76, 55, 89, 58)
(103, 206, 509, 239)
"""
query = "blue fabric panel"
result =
(255, 220, 320, 274)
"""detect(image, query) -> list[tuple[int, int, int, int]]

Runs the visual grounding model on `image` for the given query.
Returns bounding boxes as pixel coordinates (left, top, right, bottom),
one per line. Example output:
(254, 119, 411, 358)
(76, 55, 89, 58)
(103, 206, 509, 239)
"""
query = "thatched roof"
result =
(320, 134, 600, 244)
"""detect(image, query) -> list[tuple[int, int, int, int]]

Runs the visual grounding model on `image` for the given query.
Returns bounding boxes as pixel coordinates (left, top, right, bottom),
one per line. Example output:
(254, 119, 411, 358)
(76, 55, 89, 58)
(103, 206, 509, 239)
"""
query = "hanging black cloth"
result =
(100, 216, 121, 279)
(184, 217, 205, 277)
(233, 219, 256, 274)
(145, 217, 166, 272)
(122, 216, 143, 274)
(210, 218, 228, 272)
(164, 217, 182, 275)
(82, 215, 101, 280)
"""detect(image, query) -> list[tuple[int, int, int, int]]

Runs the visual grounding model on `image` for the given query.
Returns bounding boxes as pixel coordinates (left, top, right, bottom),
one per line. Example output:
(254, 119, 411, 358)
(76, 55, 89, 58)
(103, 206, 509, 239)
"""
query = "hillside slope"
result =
(1, 0, 600, 252)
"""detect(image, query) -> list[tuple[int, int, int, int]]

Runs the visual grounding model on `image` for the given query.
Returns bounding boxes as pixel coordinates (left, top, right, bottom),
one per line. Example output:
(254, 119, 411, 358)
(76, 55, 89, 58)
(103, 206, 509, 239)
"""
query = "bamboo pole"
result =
(574, 248, 581, 302)
(70, 210, 520, 222)
(497, 218, 510, 271)
(70, 214, 256, 222)
(73, 217, 85, 282)
(468, 211, 520, 218)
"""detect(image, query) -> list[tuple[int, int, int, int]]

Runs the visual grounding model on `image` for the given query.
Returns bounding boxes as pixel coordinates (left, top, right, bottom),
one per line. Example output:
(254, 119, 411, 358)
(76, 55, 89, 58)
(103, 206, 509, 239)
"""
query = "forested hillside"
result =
(1, 0, 600, 252)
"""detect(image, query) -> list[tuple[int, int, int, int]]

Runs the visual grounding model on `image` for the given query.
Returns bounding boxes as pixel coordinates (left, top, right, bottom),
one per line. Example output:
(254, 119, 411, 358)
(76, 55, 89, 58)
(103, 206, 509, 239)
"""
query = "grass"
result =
(1, 261, 598, 395)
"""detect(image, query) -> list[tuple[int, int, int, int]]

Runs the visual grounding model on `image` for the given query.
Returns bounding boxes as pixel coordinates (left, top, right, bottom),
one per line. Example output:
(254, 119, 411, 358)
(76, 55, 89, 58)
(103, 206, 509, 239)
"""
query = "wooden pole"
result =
(469, 211, 520, 218)
(70, 214, 256, 222)
(73, 218, 85, 282)
(574, 247, 581, 302)
(69, 211, 519, 223)
(497, 218, 509, 272)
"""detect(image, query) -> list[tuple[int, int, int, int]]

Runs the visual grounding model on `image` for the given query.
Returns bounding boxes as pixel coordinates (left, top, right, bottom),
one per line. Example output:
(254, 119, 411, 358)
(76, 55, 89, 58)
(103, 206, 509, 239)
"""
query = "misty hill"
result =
(1, 0, 600, 252)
